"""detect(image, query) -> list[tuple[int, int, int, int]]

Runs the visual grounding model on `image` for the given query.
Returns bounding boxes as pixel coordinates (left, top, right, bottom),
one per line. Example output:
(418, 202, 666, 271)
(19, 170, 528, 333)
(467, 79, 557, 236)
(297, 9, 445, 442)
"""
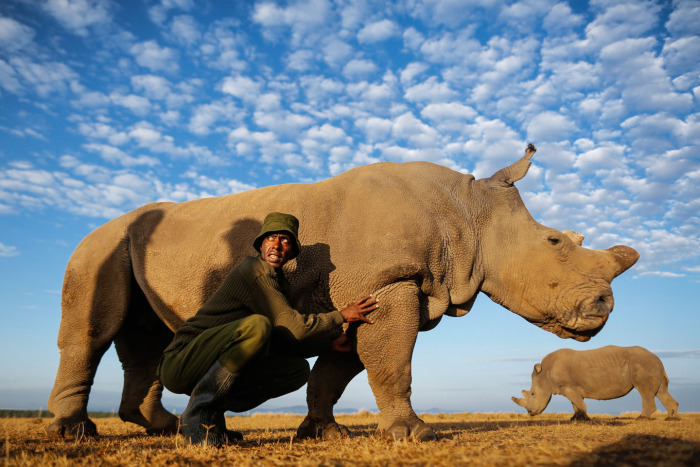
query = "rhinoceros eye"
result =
(547, 236, 561, 246)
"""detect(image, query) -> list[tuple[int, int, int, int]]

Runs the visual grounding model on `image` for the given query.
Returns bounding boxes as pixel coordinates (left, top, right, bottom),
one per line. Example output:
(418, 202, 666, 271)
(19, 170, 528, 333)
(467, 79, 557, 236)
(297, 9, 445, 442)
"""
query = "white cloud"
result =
(130, 40, 179, 73)
(131, 75, 172, 101)
(0, 242, 19, 257)
(188, 100, 241, 135)
(110, 92, 152, 116)
(83, 143, 160, 167)
(342, 59, 379, 79)
(399, 62, 429, 85)
(41, 0, 112, 36)
(1, 57, 76, 97)
(0, 59, 22, 94)
(408, 0, 499, 29)
(168, 15, 201, 46)
(285, 49, 315, 72)
(252, 0, 334, 46)
(542, 3, 584, 35)
(0, 17, 35, 53)
(220, 75, 262, 103)
(421, 102, 477, 123)
(584, 1, 662, 51)
(662, 36, 700, 78)
(357, 19, 399, 43)
(665, 0, 700, 38)
(404, 76, 458, 102)
(391, 112, 440, 148)
(322, 39, 354, 69)
(574, 143, 626, 173)
(148, 0, 194, 25)
(526, 111, 578, 142)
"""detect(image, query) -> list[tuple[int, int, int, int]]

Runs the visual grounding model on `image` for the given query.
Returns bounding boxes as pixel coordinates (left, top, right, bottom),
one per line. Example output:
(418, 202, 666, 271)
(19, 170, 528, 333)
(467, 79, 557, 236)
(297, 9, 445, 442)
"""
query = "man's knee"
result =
(237, 314, 272, 344)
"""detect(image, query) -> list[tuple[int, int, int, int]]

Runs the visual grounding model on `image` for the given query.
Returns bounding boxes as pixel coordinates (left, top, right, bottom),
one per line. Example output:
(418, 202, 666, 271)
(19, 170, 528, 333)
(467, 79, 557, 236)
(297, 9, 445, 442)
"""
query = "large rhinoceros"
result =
(511, 346, 679, 420)
(47, 144, 639, 441)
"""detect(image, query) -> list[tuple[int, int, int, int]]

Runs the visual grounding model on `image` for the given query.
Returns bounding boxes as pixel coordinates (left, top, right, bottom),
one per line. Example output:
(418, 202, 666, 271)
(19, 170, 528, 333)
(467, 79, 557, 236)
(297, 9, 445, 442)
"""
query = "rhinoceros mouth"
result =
(555, 291, 614, 341)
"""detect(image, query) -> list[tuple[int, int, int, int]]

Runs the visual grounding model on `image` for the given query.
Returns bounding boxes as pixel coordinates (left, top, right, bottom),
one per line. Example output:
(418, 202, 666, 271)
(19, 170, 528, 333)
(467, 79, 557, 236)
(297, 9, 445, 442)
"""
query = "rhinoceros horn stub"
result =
(488, 143, 537, 187)
(562, 230, 584, 246)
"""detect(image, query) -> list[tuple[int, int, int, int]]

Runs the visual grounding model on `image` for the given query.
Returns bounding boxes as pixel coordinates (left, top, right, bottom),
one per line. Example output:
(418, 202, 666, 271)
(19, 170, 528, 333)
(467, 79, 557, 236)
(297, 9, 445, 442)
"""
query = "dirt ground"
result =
(2, 411, 699, 466)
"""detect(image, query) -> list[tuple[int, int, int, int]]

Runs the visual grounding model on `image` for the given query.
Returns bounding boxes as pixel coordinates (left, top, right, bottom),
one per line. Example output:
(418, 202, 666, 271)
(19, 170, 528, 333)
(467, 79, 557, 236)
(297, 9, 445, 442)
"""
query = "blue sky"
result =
(1, 0, 699, 417)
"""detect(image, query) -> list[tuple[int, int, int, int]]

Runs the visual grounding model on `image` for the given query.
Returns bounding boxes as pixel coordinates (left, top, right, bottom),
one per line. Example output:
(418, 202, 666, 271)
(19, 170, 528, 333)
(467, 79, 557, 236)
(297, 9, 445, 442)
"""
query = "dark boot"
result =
(179, 360, 238, 446)
(213, 410, 243, 442)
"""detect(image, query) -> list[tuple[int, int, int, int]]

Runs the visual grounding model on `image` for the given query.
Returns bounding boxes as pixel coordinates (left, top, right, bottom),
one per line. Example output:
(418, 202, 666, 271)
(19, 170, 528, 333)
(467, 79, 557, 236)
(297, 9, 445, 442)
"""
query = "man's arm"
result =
(249, 275, 378, 343)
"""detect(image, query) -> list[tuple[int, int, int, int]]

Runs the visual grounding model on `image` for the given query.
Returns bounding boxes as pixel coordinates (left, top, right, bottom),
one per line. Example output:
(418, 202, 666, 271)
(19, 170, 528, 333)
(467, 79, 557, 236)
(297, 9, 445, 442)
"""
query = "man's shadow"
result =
(209, 218, 336, 315)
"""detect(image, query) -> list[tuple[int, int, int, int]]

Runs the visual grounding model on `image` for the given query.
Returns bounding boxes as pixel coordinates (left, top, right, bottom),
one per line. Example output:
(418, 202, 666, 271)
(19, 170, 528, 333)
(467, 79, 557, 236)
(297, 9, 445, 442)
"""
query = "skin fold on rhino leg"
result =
(356, 282, 437, 441)
(296, 351, 365, 440)
(112, 281, 178, 434)
(561, 387, 590, 421)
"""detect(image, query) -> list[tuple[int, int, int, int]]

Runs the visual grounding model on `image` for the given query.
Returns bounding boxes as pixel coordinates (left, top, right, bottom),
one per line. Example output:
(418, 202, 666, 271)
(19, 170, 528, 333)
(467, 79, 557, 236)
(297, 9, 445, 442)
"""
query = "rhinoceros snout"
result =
(587, 294, 614, 318)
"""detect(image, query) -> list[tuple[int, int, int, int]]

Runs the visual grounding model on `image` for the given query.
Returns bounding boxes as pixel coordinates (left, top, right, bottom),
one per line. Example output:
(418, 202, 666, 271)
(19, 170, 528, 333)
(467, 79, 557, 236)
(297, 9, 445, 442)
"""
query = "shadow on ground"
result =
(567, 434, 700, 466)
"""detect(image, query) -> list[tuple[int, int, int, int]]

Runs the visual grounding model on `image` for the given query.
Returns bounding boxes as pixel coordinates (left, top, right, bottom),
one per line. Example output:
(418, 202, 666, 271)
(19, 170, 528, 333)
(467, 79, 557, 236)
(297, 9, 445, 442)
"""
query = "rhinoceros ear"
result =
(488, 143, 536, 187)
(534, 363, 542, 374)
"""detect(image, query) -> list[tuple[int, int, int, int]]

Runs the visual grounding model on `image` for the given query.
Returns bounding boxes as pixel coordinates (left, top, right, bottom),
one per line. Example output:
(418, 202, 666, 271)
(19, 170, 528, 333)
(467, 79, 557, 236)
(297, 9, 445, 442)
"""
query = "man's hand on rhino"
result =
(340, 295, 378, 324)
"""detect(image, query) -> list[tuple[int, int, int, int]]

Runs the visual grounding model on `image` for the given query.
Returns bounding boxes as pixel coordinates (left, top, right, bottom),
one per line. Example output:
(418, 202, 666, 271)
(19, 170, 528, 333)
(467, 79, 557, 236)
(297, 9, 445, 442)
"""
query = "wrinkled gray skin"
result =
(48, 145, 639, 441)
(512, 345, 680, 421)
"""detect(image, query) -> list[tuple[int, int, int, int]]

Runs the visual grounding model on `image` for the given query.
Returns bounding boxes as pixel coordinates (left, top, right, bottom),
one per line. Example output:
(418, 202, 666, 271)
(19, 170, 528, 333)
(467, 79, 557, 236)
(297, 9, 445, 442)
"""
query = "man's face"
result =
(259, 232, 294, 269)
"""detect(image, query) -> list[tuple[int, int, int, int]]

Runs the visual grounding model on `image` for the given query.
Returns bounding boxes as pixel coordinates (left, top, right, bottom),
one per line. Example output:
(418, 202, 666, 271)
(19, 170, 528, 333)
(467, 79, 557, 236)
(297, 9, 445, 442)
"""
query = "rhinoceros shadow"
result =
(423, 418, 624, 440)
(567, 433, 700, 466)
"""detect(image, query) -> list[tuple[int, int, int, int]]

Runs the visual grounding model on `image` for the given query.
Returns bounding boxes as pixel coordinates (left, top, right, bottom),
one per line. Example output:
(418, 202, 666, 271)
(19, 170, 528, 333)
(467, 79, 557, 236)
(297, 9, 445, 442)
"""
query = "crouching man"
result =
(157, 212, 377, 446)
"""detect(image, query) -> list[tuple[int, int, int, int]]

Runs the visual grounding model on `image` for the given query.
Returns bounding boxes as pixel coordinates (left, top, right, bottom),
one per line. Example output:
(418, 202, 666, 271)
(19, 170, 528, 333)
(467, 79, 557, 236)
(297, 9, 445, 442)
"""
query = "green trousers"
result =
(158, 314, 310, 411)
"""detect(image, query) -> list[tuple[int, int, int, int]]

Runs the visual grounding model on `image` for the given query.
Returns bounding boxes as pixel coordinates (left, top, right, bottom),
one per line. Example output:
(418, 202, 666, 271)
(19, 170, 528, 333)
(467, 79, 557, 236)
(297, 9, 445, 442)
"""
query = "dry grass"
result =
(2, 412, 699, 466)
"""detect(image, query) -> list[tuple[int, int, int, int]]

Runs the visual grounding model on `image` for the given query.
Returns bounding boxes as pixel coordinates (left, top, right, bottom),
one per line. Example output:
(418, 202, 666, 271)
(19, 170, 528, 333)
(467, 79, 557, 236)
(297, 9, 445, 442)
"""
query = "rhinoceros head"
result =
(476, 144, 639, 342)
(511, 363, 551, 415)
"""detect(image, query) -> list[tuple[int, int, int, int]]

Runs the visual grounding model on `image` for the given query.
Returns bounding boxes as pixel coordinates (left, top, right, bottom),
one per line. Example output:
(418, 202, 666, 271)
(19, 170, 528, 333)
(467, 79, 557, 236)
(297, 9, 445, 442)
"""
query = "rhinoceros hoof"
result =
(296, 417, 352, 440)
(665, 416, 681, 422)
(570, 414, 590, 422)
(381, 422, 437, 442)
(46, 417, 98, 439)
(636, 415, 654, 421)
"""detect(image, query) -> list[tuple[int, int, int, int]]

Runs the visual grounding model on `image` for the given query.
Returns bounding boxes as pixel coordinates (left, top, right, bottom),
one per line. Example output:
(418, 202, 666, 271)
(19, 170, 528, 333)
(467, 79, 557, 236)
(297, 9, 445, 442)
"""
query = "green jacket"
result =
(164, 255, 344, 355)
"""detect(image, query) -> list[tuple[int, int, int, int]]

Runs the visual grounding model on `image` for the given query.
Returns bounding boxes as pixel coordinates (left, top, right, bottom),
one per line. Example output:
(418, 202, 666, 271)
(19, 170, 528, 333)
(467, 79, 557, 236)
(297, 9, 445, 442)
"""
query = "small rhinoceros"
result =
(512, 345, 679, 421)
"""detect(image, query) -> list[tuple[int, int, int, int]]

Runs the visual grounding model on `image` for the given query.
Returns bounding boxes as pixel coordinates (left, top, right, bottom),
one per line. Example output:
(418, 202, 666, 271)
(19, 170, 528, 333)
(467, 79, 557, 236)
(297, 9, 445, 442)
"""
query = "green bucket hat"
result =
(253, 212, 302, 258)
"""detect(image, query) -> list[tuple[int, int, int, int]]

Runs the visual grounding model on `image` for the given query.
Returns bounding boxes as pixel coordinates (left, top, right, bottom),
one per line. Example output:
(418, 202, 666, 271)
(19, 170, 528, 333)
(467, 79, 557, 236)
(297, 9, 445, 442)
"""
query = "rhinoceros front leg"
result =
(296, 351, 364, 440)
(561, 387, 590, 421)
(356, 282, 437, 441)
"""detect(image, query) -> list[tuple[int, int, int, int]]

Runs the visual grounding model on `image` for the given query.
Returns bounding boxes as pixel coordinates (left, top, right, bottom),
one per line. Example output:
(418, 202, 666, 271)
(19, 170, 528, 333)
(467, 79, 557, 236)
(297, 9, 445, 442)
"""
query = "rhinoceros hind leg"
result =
(48, 240, 130, 439)
(656, 381, 680, 420)
(46, 411, 98, 439)
(113, 287, 178, 435)
(296, 351, 364, 440)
